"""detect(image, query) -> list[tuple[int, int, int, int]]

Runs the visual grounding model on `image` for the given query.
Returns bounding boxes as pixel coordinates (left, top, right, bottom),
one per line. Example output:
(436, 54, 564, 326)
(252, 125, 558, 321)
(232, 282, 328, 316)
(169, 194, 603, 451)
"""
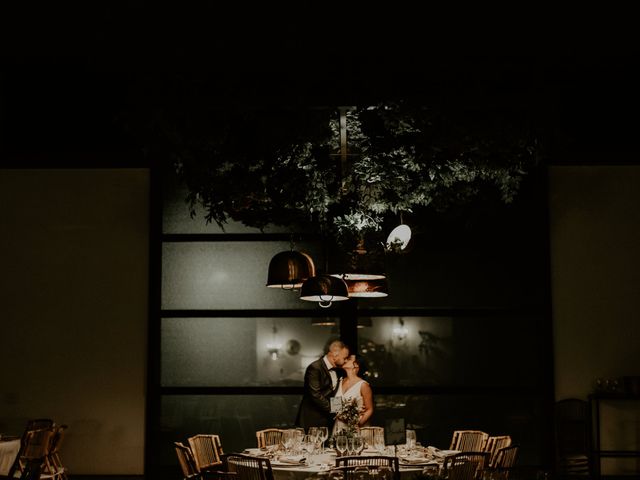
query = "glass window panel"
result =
(162, 241, 323, 309)
(357, 236, 546, 310)
(157, 395, 303, 467)
(358, 315, 545, 387)
(161, 317, 340, 386)
(372, 393, 545, 467)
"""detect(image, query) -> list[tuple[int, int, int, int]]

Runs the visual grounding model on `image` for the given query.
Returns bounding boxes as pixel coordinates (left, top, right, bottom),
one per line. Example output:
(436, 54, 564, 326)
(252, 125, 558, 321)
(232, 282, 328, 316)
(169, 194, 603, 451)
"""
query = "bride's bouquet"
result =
(334, 397, 360, 436)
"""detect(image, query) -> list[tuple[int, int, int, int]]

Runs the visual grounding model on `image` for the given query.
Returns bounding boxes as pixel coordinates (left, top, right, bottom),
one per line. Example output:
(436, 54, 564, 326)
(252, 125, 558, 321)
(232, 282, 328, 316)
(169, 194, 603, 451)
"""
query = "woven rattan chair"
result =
(223, 453, 274, 480)
(450, 430, 489, 452)
(484, 436, 511, 467)
(442, 451, 489, 480)
(335, 455, 399, 480)
(44, 424, 68, 480)
(13, 428, 57, 480)
(255, 429, 283, 449)
(7, 420, 56, 479)
(175, 442, 200, 480)
(482, 445, 519, 480)
(188, 435, 224, 473)
(358, 427, 384, 449)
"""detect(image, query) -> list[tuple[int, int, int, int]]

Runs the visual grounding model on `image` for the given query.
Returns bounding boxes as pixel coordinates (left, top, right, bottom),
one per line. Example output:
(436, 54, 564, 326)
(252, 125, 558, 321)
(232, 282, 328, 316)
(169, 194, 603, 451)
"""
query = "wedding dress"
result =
(332, 378, 368, 435)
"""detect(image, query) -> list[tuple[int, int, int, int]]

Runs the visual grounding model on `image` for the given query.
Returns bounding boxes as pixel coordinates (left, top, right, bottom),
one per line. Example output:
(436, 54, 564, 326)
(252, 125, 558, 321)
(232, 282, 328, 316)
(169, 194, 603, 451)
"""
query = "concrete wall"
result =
(549, 166, 640, 400)
(549, 166, 640, 475)
(0, 169, 149, 474)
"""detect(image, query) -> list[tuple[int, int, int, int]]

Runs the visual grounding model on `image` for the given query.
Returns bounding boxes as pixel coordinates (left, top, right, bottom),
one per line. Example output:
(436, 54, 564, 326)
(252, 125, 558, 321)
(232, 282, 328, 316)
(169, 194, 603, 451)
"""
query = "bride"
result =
(332, 355, 374, 435)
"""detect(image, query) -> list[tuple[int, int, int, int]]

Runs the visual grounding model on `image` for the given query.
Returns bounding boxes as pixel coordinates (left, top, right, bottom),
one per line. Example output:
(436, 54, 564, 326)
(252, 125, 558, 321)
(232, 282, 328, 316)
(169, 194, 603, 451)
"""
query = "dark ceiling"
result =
(1, 5, 638, 167)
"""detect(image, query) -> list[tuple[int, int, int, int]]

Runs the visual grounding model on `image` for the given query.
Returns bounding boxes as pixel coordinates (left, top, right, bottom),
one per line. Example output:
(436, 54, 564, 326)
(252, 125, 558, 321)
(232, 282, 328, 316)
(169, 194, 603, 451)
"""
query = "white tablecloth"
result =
(267, 452, 428, 480)
(0, 439, 20, 476)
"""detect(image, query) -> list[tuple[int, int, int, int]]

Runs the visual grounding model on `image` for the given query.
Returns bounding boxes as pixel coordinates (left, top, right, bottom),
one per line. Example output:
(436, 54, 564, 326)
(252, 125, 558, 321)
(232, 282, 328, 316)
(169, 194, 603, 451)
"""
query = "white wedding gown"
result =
(332, 378, 367, 435)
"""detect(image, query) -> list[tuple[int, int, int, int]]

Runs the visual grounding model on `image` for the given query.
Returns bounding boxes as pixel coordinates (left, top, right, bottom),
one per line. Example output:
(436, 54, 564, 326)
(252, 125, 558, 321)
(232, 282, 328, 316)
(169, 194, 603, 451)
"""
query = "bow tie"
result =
(329, 367, 339, 371)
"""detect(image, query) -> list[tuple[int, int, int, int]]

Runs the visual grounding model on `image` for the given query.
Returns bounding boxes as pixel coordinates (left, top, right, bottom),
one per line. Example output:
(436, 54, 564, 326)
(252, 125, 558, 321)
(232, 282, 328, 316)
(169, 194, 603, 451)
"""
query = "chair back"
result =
(358, 427, 384, 449)
(175, 442, 199, 479)
(255, 429, 283, 449)
(25, 419, 55, 430)
(22, 429, 55, 461)
(442, 451, 488, 480)
(335, 455, 399, 480)
(188, 435, 223, 473)
(484, 436, 511, 467)
(450, 430, 489, 452)
(490, 445, 519, 479)
(223, 453, 274, 480)
(8, 420, 56, 478)
(44, 424, 69, 478)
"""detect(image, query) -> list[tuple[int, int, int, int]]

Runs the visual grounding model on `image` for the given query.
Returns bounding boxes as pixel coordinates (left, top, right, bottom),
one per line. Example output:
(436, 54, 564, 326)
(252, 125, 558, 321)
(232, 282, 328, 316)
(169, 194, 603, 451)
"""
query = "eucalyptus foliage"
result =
(163, 102, 538, 250)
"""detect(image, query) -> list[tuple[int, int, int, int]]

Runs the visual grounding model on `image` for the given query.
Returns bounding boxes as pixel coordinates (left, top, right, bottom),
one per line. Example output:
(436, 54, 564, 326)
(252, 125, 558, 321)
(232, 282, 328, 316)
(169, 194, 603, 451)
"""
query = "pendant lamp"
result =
(344, 277, 389, 298)
(266, 251, 315, 289)
(300, 274, 349, 308)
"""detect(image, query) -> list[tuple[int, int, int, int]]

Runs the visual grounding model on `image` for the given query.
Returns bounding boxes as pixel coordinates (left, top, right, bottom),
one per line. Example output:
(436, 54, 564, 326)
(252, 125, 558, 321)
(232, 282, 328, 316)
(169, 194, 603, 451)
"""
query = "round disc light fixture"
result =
(386, 224, 412, 251)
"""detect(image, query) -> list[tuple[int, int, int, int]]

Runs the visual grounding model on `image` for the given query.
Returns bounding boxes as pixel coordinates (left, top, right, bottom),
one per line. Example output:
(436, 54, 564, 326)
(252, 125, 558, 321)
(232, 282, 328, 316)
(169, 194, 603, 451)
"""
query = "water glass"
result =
(406, 429, 416, 452)
(373, 431, 385, 453)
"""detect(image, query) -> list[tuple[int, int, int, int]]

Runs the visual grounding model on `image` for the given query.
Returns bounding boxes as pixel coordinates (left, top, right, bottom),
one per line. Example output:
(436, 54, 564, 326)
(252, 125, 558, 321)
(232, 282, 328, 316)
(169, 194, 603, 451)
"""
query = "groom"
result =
(295, 339, 350, 430)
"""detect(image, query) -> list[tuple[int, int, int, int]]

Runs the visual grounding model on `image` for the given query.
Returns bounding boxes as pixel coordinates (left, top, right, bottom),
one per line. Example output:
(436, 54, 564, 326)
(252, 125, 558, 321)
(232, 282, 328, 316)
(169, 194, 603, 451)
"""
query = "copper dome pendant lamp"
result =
(300, 274, 349, 308)
(266, 250, 315, 289)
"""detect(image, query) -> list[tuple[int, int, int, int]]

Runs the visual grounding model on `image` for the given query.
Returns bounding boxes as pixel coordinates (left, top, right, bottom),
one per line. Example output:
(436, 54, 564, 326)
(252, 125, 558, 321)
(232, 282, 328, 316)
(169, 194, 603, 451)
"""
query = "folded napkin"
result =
(427, 447, 459, 457)
(276, 455, 306, 464)
(400, 456, 431, 465)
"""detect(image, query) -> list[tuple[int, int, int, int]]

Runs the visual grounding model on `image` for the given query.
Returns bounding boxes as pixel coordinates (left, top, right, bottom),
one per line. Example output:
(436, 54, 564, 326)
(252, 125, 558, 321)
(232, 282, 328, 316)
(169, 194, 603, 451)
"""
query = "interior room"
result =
(1, 7, 638, 480)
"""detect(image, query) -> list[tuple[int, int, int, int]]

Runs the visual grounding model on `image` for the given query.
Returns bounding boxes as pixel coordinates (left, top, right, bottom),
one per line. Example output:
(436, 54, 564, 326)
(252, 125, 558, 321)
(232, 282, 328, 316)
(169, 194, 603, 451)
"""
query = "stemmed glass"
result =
(335, 435, 347, 457)
(352, 435, 364, 456)
(318, 426, 329, 452)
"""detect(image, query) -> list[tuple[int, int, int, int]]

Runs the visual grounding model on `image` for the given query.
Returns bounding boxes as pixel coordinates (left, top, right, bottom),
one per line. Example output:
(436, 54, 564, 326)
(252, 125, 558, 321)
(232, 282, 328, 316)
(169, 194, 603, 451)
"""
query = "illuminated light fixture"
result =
(266, 324, 283, 360)
(386, 224, 412, 251)
(311, 317, 337, 326)
(266, 250, 315, 289)
(345, 278, 389, 298)
(300, 274, 349, 308)
(393, 318, 409, 341)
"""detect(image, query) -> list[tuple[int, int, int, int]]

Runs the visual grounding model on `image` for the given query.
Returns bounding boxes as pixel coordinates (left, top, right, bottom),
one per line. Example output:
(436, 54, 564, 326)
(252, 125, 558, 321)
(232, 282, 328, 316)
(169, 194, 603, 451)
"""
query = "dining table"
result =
(242, 446, 448, 480)
(0, 438, 20, 476)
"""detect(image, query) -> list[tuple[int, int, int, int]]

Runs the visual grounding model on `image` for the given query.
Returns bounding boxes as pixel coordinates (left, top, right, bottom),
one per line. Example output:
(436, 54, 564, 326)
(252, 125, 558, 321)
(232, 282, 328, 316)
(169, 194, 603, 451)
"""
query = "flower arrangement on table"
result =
(334, 397, 361, 437)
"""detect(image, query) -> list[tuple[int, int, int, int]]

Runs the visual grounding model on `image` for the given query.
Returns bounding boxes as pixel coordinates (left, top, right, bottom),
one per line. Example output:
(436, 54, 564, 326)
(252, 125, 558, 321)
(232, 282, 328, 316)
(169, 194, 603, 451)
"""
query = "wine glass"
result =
(318, 426, 329, 452)
(352, 435, 364, 456)
(336, 435, 347, 457)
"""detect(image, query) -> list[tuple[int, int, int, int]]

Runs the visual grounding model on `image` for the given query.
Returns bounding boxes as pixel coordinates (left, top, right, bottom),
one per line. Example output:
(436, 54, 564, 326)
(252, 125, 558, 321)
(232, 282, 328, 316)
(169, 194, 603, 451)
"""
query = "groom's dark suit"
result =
(295, 357, 340, 429)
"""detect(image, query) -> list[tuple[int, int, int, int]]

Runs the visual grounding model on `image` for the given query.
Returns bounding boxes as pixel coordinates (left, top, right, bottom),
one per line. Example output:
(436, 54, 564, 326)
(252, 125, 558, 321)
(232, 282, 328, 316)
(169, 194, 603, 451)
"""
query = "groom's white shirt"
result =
(323, 354, 337, 388)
